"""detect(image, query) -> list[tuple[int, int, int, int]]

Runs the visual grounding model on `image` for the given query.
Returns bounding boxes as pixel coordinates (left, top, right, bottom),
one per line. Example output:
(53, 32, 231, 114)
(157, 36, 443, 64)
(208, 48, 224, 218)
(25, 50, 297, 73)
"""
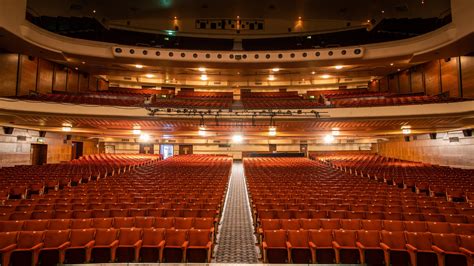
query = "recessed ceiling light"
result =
(390, 63, 394, 66)
(335, 65, 343, 70)
(324, 134, 335, 143)
(198, 129, 206, 136)
(232, 134, 243, 143)
(139, 133, 150, 142)
(81, 61, 86, 64)
(298, 16, 302, 20)
(92, 10, 96, 13)
(272, 68, 280, 72)
(198, 67, 206, 72)
(135, 64, 143, 69)
(74, 67, 78, 70)
(268, 75, 276, 81)
(132, 129, 141, 135)
(381, 10, 385, 13)
(200, 74, 208, 81)
(174, 16, 177, 19)
(311, 71, 316, 75)
(367, 19, 371, 23)
(145, 74, 154, 78)
(397, 68, 401, 72)
(62, 125, 72, 132)
(321, 74, 330, 79)
(269, 127, 277, 136)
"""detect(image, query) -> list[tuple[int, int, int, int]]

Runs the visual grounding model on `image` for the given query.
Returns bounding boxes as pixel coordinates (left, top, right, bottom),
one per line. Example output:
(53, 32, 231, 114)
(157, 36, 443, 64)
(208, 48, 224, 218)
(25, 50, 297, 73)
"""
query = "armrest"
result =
(309, 241, 316, 249)
(31, 243, 44, 251)
(459, 247, 474, 256)
(181, 241, 189, 249)
(109, 240, 119, 248)
(356, 242, 365, 249)
(332, 241, 341, 249)
(0, 244, 17, 253)
(286, 241, 292, 249)
(157, 240, 165, 249)
(406, 244, 417, 252)
(85, 240, 95, 249)
(206, 241, 212, 249)
(133, 240, 143, 248)
(57, 241, 71, 250)
(380, 243, 390, 251)
(432, 245, 445, 254)
(262, 241, 268, 250)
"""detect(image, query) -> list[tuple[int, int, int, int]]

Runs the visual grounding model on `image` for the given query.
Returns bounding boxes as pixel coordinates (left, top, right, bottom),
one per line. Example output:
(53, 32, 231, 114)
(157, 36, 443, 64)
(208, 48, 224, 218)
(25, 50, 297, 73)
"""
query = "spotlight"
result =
(139, 133, 150, 142)
(401, 126, 411, 135)
(321, 74, 330, 79)
(198, 67, 206, 72)
(324, 134, 335, 143)
(198, 129, 206, 136)
(62, 124, 72, 132)
(145, 74, 154, 78)
(135, 64, 144, 69)
(335, 65, 343, 70)
(268, 75, 276, 81)
(200, 74, 208, 81)
(269, 127, 277, 136)
(311, 71, 316, 75)
(132, 127, 141, 135)
(272, 68, 280, 72)
(232, 134, 243, 143)
(331, 128, 340, 136)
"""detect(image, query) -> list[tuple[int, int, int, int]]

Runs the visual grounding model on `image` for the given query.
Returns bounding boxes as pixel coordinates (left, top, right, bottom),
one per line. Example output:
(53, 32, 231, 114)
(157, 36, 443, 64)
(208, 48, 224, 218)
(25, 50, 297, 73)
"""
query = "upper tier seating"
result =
(0, 155, 229, 264)
(245, 157, 474, 264)
(18, 93, 146, 107)
(241, 92, 323, 109)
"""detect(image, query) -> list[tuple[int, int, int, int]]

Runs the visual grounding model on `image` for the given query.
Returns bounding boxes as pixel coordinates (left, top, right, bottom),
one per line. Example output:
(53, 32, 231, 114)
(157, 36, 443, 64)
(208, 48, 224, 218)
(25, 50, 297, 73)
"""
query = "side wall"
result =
(375, 133, 474, 168)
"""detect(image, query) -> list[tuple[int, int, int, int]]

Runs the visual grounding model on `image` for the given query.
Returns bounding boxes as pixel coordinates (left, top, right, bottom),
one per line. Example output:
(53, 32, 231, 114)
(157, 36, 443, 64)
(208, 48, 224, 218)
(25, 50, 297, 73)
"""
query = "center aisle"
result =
(214, 161, 259, 263)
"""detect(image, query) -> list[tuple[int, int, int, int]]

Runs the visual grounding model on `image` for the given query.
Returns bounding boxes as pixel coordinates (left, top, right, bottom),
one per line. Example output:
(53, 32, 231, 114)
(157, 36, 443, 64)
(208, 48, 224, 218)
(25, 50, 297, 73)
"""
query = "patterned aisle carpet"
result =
(214, 161, 259, 263)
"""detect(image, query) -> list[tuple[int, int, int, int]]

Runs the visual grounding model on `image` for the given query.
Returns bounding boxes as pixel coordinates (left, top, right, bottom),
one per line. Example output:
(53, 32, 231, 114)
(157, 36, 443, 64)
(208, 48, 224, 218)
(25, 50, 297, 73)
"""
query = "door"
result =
(139, 143, 154, 154)
(179, 145, 193, 155)
(160, 144, 174, 159)
(31, 144, 48, 165)
(269, 144, 277, 153)
(71, 141, 84, 160)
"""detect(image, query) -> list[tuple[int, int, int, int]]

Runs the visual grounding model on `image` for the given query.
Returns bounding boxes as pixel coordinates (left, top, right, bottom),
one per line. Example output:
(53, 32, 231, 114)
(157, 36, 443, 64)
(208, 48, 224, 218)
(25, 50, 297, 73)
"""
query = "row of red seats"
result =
(306, 88, 369, 98)
(0, 217, 215, 232)
(242, 98, 323, 109)
(241, 91, 300, 98)
(149, 98, 232, 109)
(176, 91, 233, 99)
(262, 229, 473, 265)
(0, 228, 213, 265)
(332, 95, 464, 107)
(108, 87, 172, 95)
(18, 93, 145, 106)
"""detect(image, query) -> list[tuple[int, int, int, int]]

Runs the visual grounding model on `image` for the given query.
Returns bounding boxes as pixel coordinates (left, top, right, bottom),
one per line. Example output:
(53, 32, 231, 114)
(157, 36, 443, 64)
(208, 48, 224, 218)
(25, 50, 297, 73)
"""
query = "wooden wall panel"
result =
(388, 75, 399, 93)
(440, 57, 459, 97)
(88, 77, 98, 92)
(0, 53, 19, 97)
(461, 56, 474, 98)
(411, 69, 424, 93)
(53, 66, 67, 92)
(66, 69, 79, 93)
(424, 60, 441, 95)
(377, 133, 474, 168)
(368, 80, 379, 92)
(78, 73, 89, 92)
(399, 70, 411, 93)
(379, 77, 388, 92)
(18, 55, 38, 96)
(98, 79, 109, 91)
(36, 58, 54, 94)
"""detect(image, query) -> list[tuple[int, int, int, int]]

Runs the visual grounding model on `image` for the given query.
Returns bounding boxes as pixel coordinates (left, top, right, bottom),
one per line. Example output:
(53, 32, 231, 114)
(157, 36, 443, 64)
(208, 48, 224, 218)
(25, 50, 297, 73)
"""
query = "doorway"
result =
(139, 143, 154, 154)
(300, 144, 308, 157)
(179, 145, 193, 155)
(160, 144, 174, 159)
(31, 144, 48, 165)
(71, 141, 84, 160)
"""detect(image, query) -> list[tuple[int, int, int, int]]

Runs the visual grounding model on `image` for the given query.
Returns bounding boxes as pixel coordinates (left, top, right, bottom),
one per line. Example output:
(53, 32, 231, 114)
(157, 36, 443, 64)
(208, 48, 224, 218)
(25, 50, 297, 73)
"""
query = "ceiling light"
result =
(311, 71, 316, 75)
(397, 68, 401, 72)
(62, 126, 72, 132)
(367, 19, 371, 23)
(74, 67, 78, 70)
(81, 61, 86, 64)
(390, 63, 394, 66)
(321, 74, 330, 79)
(269, 127, 277, 136)
(92, 10, 96, 13)
(332, 128, 340, 136)
(272, 68, 280, 72)
(324, 134, 335, 143)
(132, 126, 141, 135)
(198, 67, 206, 72)
(232, 134, 243, 143)
(145, 74, 154, 78)
(401, 126, 411, 135)
(335, 65, 343, 70)
(298, 16, 302, 20)
(198, 129, 206, 136)
(139, 133, 150, 142)
(268, 75, 276, 81)
(381, 10, 385, 14)
(135, 64, 143, 69)
(174, 16, 177, 19)
(200, 74, 208, 81)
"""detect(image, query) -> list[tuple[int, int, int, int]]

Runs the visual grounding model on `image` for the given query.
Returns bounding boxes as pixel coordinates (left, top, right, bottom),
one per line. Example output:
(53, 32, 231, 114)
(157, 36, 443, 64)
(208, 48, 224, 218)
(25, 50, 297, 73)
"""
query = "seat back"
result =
(0, 232, 18, 248)
(356, 230, 380, 248)
(17, 231, 44, 248)
(43, 230, 70, 248)
(341, 219, 361, 230)
(142, 228, 165, 245)
(174, 217, 194, 229)
(459, 235, 474, 251)
(381, 231, 406, 249)
(404, 221, 427, 232)
(114, 217, 135, 229)
(405, 232, 433, 250)
(193, 218, 214, 229)
(23, 220, 49, 231)
(309, 229, 333, 247)
(0, 221, 23, 232)
(70, 229, 96, 247)
(48, 219, 71, 230)
(264, 230, 286, 247)
(361, 220, 382, 230)
(70, 219, 92, 229)
(287, 230, 309, 248)
(300, 219, 319, 230)
(260, 219, 281, 230)
(188, 229, 211, 246)
(383, 220, 404, 231)
(333, 230, 357, 247)
(155, 217, 174, 229)
(94, 228, 118, 246)
(431, 233, 459, 252)
(135, 217, 154, 228)
(165, 229, 187, 246)
(320, 219, 340, 229)
(92, 218, 114, 229)
(426, 222, 452, 233)
(118, 228, 142, 245)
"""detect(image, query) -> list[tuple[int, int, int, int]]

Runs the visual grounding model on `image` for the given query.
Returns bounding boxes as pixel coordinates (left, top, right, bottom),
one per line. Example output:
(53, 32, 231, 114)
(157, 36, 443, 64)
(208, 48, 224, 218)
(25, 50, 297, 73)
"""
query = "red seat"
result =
(114, 217, 135, 229)
(186, 229, 212, 262)
(332, 229, 360, 263)
(92, 218, 114, 229)
(48, 219, 70, 230)
(116, 228, 142, 262)
(70, 219, 92, 229)
(405, 232, 437, 266)
(356, 230, 384, 265)
(287, 229, 313, 263)
(432, 233, 468, 266)
(380, 231, 410, 266)
(281, 219, 300, 230)
(64, 228, 96, 263)
(0, 221, 23, 232)
(341, 219, 361, 230)
(361, 220, 383, 230)
(426, 222, 452, 233)
(452, 223, 474, 235)
(23, 220, 49, 231)
(300, 219, 319, 230)
(174, 217, 193, 229)
(163, 229, 188, 263)
(10, 231, 44, 266)
(309, 229, 336, 264)
(320, 219, 340, 229)
(404, 221, 427, 232)
(39, 230, 70, 266)
(0, 232, 18, 266)
(140, 228, 165, 262)
(459, 235, 474, 266)
(262, 230, 288, 263)
(383, 220, 404, 231)
(91, 228, 119, 263)
(155, 217, 174, 229)
(135, 217, 154, 228)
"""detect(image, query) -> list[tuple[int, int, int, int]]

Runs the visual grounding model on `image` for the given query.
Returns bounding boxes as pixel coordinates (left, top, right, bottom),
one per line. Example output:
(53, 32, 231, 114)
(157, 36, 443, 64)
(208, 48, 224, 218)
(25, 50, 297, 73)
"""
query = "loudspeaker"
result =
(3, 127, 13, 134)
(39, 131, 46, 137)
(463, 129, 472, 137)
(429, 133, 437, 139)
(66, 135, 72, 140)
(404, 136, 410, 142)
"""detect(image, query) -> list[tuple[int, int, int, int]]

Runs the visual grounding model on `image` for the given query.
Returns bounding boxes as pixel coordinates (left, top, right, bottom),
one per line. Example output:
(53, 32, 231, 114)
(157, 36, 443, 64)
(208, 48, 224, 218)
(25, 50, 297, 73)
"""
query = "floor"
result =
(214, 161, 259, 263)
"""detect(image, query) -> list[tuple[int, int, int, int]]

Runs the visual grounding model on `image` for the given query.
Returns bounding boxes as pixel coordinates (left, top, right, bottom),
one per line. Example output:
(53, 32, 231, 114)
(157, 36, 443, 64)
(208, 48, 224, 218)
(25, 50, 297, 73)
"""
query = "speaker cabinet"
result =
(39, 131, 46, 137)
(463, 129, 472, 137)
(404, 136, 410, 142)
(3, 127, 13, 134)
(429, 133, 437, 139)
